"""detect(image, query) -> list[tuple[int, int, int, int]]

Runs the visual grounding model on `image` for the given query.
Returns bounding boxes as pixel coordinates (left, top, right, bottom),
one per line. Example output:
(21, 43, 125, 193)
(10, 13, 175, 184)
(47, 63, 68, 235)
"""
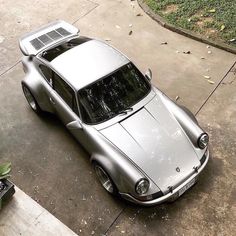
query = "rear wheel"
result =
(22, 83, 42, 114)
(94, 163, 117, 195)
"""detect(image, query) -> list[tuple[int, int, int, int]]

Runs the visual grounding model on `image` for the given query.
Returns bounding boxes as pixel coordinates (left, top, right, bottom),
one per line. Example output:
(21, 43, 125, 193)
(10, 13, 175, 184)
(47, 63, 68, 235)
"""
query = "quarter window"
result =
(53, 73, 79, 116)
(39, 65, 53, 84)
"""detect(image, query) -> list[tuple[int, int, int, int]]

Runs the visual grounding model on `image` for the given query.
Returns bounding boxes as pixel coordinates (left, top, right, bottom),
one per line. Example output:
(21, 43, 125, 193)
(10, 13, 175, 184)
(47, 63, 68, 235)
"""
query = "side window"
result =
(53, 73, 79, 116)
(39, 65, 53, 85)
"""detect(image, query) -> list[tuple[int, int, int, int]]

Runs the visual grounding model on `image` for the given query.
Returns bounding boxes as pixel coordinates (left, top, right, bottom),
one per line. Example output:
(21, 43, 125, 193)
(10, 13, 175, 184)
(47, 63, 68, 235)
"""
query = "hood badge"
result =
(176, 167, 180, 172)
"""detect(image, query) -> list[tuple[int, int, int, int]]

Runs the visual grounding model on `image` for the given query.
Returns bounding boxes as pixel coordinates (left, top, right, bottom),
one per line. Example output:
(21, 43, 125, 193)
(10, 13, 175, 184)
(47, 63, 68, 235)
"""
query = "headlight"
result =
(198, 133, 209, 149)
(135, 179, 149, 195)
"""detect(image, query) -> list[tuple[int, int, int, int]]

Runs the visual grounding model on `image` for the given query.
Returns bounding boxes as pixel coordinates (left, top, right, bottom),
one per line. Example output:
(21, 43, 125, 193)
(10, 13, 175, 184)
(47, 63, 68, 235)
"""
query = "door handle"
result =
(49, 97, 55, 105)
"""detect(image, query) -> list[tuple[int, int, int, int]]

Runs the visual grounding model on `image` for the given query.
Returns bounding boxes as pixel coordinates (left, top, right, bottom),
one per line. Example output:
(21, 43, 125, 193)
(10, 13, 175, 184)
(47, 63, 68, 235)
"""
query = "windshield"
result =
(78, 63, 151, 124)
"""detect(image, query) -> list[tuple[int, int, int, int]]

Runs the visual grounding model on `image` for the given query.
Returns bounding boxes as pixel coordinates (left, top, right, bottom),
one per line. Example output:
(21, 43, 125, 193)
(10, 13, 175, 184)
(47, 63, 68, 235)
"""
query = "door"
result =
(39, 64, 88, 147)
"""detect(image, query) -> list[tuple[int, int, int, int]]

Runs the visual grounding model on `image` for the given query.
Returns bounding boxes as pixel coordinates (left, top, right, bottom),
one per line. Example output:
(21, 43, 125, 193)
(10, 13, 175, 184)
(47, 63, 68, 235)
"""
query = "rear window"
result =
(41, 36, 91, 62)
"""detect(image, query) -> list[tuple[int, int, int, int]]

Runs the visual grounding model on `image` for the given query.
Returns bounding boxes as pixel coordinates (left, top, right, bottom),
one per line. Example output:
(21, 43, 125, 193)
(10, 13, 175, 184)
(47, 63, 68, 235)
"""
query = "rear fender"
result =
(21, 56, 54, 113)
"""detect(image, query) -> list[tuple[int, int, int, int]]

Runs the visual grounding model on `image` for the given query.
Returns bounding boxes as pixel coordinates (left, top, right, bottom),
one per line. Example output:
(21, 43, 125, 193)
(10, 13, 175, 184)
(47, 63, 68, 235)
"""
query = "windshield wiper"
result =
(117, 107, 133, 116)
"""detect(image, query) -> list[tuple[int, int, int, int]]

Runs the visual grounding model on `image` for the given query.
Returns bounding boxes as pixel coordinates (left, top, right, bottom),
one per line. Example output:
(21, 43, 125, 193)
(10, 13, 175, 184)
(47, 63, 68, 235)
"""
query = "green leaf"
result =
(0, 174, 11, 180)
(0, 162, 11, 176)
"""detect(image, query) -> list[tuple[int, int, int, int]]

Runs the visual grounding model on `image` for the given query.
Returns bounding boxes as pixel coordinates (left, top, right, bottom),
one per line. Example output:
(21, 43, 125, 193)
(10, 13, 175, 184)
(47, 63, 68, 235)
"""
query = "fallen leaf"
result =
(229, 38, 236, 43)
(207, 80, 215, 84)
(208, 9, 216, 13)
(129, 30, 133, 35)
(204, 75, 211, 79)
(0, 36, 5, 44)
(220, 25, 225, 31)
(136, 13, 143, 16)
(183, 51, 191, 54)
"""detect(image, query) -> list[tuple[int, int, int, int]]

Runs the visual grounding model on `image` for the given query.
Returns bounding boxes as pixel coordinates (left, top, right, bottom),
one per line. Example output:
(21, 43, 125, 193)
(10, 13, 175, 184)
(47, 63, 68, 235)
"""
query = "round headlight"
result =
(135, 179, 149, 195)
(198, 133, 209, 149)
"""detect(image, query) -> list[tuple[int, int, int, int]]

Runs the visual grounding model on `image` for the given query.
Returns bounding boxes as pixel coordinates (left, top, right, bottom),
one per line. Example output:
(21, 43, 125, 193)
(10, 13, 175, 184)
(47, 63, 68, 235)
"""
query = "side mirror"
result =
(66, 120, 82, 130)
(145, 68, 152, 81)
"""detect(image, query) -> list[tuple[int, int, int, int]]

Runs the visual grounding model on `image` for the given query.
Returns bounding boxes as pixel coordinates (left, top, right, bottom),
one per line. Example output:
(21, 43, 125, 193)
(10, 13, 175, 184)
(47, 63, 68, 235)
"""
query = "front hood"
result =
(100, 96, 200, 193)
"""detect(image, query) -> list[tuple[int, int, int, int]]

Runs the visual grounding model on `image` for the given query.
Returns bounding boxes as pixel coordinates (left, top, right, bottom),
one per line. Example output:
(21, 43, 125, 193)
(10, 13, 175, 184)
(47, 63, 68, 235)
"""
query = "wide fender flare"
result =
(90, 153, 143, 194)
(159, 91, 205, 148)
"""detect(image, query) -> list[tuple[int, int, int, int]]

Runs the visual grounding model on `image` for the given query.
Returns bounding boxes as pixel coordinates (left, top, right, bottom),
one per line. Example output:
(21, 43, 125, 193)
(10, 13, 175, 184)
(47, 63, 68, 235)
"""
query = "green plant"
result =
(0, 162, 14, 209)
(145, 0, 236, 45)
(0, 162, 11, 180)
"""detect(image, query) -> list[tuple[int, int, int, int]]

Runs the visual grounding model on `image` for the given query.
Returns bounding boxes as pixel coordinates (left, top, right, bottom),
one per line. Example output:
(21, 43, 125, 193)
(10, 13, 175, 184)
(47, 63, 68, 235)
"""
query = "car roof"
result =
(50, 39, 130, 90)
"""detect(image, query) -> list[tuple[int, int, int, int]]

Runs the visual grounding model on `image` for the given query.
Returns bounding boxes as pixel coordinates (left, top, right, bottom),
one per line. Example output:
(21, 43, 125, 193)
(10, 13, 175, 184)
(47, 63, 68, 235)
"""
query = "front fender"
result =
(159, 91, 204, 148)
(87, 126, 159, 197)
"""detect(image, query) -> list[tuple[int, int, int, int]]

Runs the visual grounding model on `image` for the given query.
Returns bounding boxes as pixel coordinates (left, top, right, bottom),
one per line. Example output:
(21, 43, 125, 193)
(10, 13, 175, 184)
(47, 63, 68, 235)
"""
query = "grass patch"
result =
(145, 0, 236, 46)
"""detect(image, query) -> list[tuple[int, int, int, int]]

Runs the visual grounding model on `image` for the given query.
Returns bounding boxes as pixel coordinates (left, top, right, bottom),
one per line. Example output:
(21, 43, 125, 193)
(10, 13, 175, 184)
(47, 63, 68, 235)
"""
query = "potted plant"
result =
(0, 162, 15, 210)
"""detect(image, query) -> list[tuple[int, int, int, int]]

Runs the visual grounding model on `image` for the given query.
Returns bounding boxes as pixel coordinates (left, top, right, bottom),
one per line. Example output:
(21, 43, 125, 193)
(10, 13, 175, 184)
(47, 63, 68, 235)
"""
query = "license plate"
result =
(178, 178, 196, 197)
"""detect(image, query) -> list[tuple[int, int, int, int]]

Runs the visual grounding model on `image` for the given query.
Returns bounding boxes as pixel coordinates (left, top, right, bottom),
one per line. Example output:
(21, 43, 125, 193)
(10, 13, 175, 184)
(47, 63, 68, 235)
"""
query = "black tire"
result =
(22, 83, 43, 115)
(93, 163, 118, 195)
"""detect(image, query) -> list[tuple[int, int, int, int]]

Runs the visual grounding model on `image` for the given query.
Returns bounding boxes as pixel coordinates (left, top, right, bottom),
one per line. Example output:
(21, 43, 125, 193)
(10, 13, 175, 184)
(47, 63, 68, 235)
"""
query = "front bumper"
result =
(120, 149, 209, 206)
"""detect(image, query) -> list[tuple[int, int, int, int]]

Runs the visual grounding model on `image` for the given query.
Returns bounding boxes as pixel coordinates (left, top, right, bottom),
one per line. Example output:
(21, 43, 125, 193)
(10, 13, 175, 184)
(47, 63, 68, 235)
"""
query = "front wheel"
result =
(22, 83, 42, 115)
(94, 163, 118, 195)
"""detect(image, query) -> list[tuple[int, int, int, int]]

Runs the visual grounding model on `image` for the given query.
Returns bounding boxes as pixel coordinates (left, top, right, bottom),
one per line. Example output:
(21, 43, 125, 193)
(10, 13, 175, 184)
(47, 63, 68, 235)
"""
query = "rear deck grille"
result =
(38, 34, 53, 44)
(47, 30, 61, 40)
(30, 27, 72, 51)
(30, 38, 44, 50)
(56, 27, 70, 36)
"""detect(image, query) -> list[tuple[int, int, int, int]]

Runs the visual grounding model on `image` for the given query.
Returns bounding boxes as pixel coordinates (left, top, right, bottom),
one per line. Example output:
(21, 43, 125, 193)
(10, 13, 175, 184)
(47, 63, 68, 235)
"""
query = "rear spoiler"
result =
(19, 20, 79, 56)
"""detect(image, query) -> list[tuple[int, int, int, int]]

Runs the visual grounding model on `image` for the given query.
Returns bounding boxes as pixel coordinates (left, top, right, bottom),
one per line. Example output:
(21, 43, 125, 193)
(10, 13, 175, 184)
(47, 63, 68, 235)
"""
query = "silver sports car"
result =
(19, 20, 209, 206)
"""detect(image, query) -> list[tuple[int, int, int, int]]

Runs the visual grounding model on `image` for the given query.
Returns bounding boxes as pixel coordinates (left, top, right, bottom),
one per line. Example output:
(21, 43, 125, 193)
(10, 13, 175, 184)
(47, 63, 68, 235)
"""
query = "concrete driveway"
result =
(0, 0, 235, 235)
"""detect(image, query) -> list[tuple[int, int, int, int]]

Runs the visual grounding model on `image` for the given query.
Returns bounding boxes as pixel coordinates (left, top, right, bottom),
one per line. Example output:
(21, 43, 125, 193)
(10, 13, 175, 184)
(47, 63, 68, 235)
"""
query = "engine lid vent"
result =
(19, 20, 79, 56)
(30, 27, 71, 50)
